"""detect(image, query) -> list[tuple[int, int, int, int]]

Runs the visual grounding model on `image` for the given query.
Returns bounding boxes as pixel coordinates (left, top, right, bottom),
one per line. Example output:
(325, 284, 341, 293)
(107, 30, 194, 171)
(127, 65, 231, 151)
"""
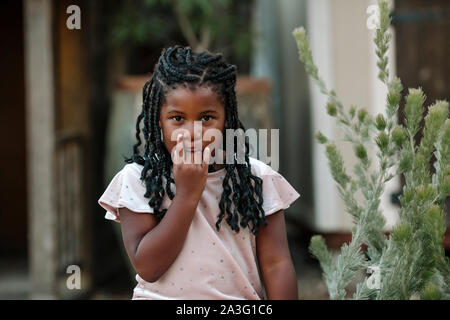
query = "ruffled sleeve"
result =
(97, 163, 154, 223)
(251, 159, 301, 216)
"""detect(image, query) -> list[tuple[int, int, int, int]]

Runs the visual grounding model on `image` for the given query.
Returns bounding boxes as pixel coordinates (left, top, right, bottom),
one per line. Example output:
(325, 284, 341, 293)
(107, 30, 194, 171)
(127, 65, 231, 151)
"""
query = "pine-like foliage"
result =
(293, 0, 450, 300)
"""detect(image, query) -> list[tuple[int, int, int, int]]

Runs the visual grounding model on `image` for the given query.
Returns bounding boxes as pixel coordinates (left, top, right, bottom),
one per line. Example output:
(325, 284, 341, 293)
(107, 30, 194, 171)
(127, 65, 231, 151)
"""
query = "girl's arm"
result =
(119, 136, 211, 283)
(256, 210, 298, 299)
(119, 190, 200, 283)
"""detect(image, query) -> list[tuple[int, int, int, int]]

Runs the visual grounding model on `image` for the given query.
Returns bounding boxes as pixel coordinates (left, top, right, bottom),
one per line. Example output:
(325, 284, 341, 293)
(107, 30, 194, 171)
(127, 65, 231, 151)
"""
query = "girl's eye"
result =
(202, 115, 213, 121)
(171, 116, 183, 121)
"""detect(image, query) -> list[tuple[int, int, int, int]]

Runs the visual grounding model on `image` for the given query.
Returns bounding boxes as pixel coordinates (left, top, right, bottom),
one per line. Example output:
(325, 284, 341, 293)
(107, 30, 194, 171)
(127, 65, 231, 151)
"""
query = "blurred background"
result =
(0, 0, 449, 299)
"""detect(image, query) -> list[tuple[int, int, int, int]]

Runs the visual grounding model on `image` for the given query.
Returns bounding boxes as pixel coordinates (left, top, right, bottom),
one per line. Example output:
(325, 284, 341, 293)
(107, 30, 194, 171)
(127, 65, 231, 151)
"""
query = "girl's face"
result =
(159, 85, 227, 158)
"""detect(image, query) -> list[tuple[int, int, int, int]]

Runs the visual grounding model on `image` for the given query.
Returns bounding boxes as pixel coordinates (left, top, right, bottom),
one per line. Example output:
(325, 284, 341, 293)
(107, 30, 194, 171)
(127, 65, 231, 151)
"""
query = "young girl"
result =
(98, 45, 301, 300)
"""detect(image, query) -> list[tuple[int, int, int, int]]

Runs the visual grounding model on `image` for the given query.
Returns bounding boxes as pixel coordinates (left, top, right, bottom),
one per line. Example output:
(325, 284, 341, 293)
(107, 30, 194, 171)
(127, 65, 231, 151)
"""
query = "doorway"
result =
(0, 0, 29, 299)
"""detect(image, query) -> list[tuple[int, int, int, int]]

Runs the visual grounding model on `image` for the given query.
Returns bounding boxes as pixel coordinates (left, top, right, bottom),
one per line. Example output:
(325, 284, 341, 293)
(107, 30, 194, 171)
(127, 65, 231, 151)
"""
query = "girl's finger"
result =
(172, 146, 179, 165)
(193, 148, 203, 165)
(173, 133, 183, 165)
(179, 133, 185, 163)
(202, 147, 211, 169)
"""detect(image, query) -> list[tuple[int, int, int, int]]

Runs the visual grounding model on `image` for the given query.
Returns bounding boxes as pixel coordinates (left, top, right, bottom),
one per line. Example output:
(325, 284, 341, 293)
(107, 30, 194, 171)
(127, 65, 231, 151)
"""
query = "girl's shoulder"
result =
(247, 157, 301, 216)
(98, 161, 154, 222)
(120, 161, 155, 182)
(120, 161, 157, 190)
(248, 156, 278, 177)
(122, 161, 145, 175)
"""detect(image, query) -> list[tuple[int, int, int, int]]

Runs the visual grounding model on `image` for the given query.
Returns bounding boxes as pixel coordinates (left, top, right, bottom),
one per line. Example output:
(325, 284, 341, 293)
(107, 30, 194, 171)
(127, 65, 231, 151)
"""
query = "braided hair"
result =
(124, 45, 267, 235)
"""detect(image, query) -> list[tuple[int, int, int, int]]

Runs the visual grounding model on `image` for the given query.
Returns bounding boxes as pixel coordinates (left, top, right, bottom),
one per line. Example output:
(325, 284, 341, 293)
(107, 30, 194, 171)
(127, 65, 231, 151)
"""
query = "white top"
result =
(98, 156, 301, 300)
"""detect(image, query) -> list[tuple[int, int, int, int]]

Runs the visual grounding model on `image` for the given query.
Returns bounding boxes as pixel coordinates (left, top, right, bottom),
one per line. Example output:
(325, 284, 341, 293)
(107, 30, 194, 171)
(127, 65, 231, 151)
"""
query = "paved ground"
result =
(0, 248, 330, 300)
(0, 253, 30, 300)
(0, 224, 332, 300)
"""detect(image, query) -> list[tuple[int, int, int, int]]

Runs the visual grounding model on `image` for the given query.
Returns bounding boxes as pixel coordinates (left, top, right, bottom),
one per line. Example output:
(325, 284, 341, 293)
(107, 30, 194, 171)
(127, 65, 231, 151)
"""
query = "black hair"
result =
(124, 45, 267, 235)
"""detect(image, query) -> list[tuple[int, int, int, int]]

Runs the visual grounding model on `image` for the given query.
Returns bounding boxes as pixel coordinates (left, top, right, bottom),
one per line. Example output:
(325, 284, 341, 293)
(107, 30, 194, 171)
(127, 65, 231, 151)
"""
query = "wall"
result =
(307, 0, 399, 232)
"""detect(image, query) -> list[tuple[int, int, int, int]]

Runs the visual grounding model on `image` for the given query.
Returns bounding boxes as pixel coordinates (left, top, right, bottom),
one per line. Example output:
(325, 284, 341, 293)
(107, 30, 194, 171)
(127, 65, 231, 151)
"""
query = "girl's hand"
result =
(171, 133, 211, 202)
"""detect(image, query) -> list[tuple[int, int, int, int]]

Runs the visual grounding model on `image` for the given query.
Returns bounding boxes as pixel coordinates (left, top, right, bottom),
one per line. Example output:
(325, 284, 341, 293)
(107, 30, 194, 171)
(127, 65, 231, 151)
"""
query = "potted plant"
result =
(293, 0, 449, 299)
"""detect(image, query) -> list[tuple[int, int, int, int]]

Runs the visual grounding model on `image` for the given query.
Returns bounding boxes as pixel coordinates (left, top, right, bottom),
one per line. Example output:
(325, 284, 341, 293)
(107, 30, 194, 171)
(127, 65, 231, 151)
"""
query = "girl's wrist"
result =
(174, 189, 202, 207)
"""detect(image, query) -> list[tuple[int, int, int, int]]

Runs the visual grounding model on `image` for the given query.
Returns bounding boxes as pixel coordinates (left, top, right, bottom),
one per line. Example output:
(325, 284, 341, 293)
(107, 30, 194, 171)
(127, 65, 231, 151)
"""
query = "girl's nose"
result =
(184, 121, 203, 141)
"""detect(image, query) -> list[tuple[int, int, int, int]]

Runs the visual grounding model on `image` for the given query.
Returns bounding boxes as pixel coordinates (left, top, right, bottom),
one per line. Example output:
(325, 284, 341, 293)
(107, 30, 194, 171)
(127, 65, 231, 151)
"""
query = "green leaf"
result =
(358, 108, 368, 123)
(327, 101, 337, 116)
(315, 131, 328, 144)
(376, 132, 389, 152)
(354, 144, 368, 162)
(404, 88, 426, 138)
(375, 114, 386, 131)
(326, 143, 351, 188)
(392, 126, 406, 147)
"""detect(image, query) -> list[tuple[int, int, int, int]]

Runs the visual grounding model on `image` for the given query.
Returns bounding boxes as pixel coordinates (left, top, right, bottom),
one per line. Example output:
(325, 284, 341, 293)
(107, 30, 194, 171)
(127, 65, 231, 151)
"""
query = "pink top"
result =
(98, 156, 300, 300)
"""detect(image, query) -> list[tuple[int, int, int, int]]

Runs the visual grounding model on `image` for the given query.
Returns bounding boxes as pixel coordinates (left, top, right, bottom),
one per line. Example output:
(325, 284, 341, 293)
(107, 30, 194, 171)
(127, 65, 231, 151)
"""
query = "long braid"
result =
(125, 45, 266, 235)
